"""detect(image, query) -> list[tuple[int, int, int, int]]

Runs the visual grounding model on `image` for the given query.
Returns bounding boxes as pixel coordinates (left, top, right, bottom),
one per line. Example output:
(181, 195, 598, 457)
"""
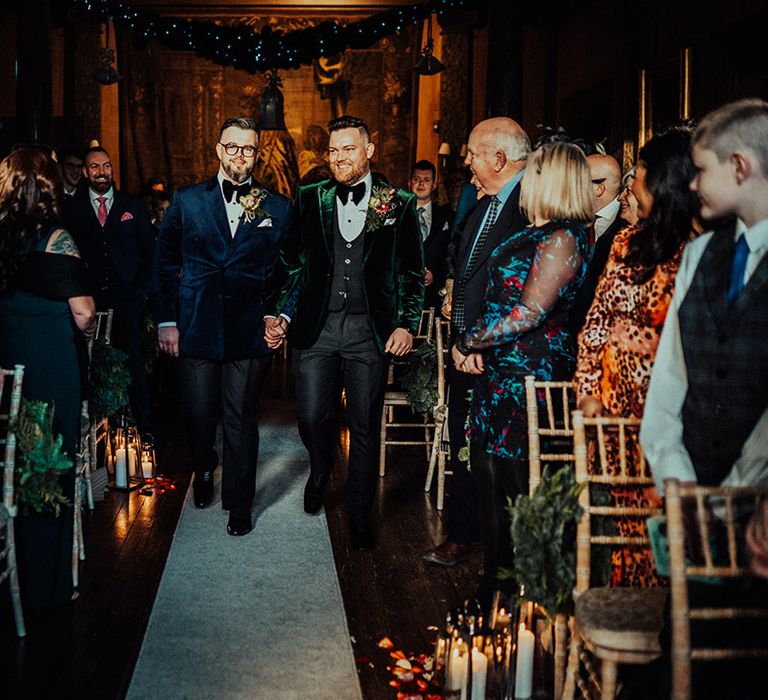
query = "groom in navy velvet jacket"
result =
(154, 117, 292, 536)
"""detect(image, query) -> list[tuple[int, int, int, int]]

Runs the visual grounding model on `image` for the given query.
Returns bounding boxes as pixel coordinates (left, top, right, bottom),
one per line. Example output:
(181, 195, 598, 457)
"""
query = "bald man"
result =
(587, 153, 622, 242)
(423, 117, 530, 576)
(570, 153, 628, 333)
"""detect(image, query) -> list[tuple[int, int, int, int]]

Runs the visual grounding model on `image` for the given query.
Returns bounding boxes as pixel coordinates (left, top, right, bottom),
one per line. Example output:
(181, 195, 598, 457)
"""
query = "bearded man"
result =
(153, 117, 292, 536)
(264, 115, 424, 550)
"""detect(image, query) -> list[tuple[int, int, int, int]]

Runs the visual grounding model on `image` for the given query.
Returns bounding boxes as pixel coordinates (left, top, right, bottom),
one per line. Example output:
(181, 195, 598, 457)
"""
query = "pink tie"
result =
(96, 196, 108, 227)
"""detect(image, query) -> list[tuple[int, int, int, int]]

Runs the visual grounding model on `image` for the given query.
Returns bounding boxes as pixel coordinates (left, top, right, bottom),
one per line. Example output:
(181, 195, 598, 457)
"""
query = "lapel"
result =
(701, 226, 735, 334)
(317, 180, 336, 257)
(461, 184, 524, 281)
(363, 173, 394, 263)
(731, 233, 768, 323)
(204, 177, 234, 246)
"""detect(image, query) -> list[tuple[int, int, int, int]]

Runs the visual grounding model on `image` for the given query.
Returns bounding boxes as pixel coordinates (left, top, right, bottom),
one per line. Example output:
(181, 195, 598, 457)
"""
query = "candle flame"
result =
(519, 622, 526, 633)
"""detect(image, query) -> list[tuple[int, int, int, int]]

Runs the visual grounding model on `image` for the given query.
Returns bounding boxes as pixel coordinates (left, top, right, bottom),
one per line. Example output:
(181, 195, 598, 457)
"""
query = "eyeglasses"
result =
(62, 162, 83, 170)
(591, 178, 606, 185)
(219, 142, 257, 158)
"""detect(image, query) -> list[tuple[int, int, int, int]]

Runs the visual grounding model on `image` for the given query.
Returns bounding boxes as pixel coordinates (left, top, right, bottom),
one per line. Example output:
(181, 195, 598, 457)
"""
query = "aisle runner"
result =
(127, 399, 363, 700)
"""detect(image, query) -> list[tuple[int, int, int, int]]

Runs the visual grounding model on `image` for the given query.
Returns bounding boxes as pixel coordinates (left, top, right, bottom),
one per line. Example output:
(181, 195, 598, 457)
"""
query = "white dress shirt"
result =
(336, 172, 372, 241)
(641, 217, 768, 494)
(90, 187, 114, 218)
(219, 173, 252, 238)
(594, 197, 621, 240)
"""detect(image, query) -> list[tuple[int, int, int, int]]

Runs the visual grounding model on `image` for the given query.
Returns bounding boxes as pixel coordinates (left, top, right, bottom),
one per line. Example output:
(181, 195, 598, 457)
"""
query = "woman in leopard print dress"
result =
(574, 128, 700, 587)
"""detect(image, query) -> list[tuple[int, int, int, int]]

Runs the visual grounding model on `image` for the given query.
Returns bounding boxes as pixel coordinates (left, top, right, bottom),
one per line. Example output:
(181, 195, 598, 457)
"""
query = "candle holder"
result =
(109, 414, 143, 491)
(140, 433, 157, 480)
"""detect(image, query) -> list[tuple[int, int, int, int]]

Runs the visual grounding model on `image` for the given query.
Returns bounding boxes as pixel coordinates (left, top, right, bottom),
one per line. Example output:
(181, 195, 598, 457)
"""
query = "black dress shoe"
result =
(192, 471, 214, 508)
(349, 522, 375, 551)
(227, 511, 252, 536)
(303, 473, 327, 515)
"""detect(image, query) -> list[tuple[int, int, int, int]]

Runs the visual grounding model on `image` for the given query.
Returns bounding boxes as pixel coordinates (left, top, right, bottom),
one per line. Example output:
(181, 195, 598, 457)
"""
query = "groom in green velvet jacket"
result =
(265, 115, 424, 550)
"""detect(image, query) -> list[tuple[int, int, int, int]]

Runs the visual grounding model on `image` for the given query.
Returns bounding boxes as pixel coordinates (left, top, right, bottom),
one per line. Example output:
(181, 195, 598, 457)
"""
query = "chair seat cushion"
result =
(575, 587, 668, 653)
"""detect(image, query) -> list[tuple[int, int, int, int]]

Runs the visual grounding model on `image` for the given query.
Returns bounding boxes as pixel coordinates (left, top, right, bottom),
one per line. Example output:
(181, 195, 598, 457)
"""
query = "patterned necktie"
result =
(451, 195, 501, 332)
(417, 206, 428, 240)
(96, 196, 108, 227)
(727, 234, 750, 306)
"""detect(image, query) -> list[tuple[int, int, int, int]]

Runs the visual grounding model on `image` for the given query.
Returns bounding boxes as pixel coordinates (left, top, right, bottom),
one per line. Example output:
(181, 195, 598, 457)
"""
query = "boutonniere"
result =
(365, 185, 400, 231)
(239, 185, 271, 222)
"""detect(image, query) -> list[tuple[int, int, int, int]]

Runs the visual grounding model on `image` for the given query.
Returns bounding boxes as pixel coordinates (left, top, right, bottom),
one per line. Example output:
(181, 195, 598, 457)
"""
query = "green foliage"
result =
(399, 340, 438, 415)
(15, 399, 72, 516)
(90, 337, 131, 418)
(507, 466, 585, 620)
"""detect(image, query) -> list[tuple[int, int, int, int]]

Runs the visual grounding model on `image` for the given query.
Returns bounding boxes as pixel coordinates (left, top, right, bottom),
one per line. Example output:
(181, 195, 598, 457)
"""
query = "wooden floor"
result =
(1, 356, 479, 699)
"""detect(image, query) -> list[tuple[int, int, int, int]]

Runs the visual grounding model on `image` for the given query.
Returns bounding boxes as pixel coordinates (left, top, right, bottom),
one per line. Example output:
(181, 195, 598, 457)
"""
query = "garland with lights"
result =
(71, 0, 468, 73)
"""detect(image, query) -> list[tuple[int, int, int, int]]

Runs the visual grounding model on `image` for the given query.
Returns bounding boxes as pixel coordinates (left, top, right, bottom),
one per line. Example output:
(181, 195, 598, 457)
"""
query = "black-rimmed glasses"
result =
(219, 142, 257, 157)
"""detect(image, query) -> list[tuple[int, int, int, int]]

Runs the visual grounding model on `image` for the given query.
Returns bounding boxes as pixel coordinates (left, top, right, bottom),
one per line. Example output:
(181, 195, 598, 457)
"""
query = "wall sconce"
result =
(414, 15, 446, 76)
(459, 143, 468, 159)
(438, 142, 451, 170)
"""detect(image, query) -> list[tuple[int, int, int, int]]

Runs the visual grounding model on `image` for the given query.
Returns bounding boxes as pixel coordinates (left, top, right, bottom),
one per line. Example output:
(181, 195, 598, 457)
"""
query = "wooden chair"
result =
(525, 375, 576, 496)
(665, 478, 768, 700)
(0, 364, 26, 637)
(73, 309, 114, 586)
(563, 411, 667, 700)
(378, 308, 437, 477)
(423, 317, 451, 510)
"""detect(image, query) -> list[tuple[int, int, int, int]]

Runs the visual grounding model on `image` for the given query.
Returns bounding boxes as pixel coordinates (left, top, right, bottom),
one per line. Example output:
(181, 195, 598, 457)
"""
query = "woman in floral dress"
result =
(574, 128, 700, 586)
(452, 142, 593, 601)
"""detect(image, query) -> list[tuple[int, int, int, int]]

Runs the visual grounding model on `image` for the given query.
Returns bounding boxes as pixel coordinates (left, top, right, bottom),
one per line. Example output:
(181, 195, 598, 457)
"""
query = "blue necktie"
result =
(727, 234, 749, 306)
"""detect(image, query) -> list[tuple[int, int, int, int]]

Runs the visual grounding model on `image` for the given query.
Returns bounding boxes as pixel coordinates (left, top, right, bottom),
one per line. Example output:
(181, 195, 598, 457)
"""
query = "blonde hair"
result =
(520, 142, 593, 224)
(693, 98, 768, 175)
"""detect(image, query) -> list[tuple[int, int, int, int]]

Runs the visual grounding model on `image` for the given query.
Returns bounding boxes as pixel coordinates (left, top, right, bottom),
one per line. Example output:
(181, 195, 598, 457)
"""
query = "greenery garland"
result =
(399, 340, 438, 415)
(506, 465, 615, 620)
(15, 399, 72, 516)
(89, 336, 131, 418)
(72, 0, 468, 73)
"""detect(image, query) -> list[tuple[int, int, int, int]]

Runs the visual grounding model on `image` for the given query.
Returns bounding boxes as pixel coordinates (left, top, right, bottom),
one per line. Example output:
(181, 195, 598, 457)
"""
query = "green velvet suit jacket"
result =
(267, 174, 425, 352)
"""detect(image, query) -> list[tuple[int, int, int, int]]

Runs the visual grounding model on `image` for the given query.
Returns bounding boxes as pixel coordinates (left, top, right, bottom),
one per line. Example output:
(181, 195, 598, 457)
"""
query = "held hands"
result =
(385, 328, 413, 356)
(451, 344, 484, 374)
(158, 326, 180, 357)
(264, 316, 288, 349)
(578, 396, 606, 418)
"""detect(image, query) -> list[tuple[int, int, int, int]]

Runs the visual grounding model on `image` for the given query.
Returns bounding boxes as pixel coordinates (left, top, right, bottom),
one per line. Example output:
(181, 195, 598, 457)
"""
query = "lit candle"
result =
(105, 440, 114, 474)
(128, 446, 138, 477)
(469, 647, 487, 699)
(141, 453, 153, 479)
(115, 447, 127, 488)
(514, 622, 534, 699)
(448, 647, 467, 692)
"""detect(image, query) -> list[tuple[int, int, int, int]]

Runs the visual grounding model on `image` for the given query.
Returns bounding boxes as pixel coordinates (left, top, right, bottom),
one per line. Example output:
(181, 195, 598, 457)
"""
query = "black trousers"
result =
(293, 311, 388, 527)
(178, 353, 271, 515)
(470, 443, 529, 604)
(446, 364, 481, 543)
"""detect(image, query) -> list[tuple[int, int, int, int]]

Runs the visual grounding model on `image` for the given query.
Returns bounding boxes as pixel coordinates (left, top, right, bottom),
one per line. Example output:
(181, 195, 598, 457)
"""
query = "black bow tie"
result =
(222, 179, 251, 203)
(336, 181, 366, 205)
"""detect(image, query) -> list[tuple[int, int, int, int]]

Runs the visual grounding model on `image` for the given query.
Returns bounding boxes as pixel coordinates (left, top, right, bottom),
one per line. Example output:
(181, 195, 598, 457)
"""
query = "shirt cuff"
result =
(157, 321, 177, 328)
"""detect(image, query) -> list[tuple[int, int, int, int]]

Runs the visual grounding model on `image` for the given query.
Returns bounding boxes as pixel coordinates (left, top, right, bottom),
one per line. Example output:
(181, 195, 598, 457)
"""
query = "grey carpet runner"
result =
(127, 398, 363, 700)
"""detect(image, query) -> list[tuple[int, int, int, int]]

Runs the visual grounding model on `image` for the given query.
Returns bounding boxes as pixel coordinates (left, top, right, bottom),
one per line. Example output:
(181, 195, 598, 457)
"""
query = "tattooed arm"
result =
(45, 228, 96, 338)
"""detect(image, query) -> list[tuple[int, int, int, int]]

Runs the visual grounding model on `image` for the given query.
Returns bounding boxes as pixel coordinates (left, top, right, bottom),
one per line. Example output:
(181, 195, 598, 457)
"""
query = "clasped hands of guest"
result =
(452, 345, 484, 374)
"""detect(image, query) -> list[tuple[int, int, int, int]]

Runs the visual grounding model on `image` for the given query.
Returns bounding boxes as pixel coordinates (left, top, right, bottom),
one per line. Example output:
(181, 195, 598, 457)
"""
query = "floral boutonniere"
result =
(365, 185, 400, 231)
(239, 186, 270, 222)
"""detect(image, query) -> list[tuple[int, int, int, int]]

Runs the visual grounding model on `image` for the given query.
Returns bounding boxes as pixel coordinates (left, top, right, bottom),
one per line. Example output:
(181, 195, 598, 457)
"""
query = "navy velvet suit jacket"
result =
(153, 177, 292, 361)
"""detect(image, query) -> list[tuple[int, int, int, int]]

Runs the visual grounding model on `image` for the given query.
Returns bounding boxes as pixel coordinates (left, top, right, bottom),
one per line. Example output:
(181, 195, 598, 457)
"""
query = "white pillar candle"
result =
(115, 447, 127, 488)
(514, 622, 534, 698)
(470, 647, 487, 699)
(128, 446, 138, 477)
(105, 441, 114, 474)
(448, 647, 467, 692)
(141, 457, 153, 479)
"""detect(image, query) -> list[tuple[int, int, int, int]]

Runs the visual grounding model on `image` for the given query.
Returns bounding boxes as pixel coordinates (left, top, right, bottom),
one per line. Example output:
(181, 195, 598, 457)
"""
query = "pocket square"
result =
(257, 218, 273, 227)
(384, 217, 396, 226)
(120, 212, 134, 222)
